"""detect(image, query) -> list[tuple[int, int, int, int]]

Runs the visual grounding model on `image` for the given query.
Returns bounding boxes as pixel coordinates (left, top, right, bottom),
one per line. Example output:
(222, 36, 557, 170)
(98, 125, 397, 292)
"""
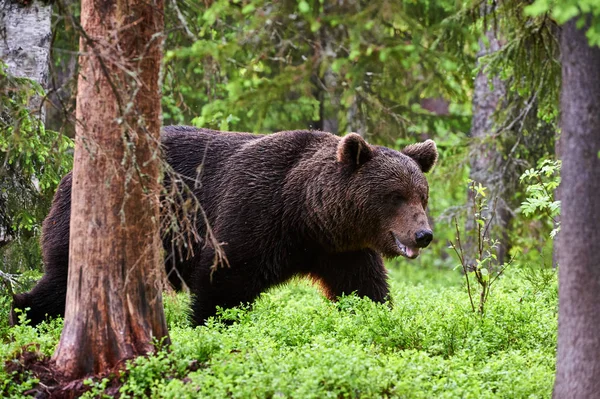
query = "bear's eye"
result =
(388, 192, 405, 205)
(420, 193, 428, 208)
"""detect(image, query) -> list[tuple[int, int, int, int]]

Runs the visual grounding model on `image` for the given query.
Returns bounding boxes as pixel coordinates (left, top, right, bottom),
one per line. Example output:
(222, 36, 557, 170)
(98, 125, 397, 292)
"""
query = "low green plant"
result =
(163, 291, 192, 328)
(81, 377, 113, 399)
(1, 265, 557, 398)
(0, 308, 63, 397)
(450, 181, 511, 315)
(137, 274, 556, 398)
(519, 159, 561, 238)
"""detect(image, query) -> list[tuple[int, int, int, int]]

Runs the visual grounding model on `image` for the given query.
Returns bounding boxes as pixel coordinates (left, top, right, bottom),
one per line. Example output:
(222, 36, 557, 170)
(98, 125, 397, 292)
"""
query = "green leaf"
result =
(242, 4, 256, 14)
(480, 268, 490, 282)
(552, 4, 581, 24)
(298, 1, 310, 13)
(523, 0, 551, 17)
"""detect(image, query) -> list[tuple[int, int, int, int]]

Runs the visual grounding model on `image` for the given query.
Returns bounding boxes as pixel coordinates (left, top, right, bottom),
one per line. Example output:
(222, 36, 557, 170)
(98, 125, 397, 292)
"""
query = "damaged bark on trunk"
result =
(51, 0, 169, 380)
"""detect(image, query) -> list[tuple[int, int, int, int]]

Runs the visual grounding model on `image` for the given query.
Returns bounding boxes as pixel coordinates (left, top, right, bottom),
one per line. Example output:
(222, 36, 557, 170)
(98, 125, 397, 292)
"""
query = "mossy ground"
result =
(1, 262, 557, 398)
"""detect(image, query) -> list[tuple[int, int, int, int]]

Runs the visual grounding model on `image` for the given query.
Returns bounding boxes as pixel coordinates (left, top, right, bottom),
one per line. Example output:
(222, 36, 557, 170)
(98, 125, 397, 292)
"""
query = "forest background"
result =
(1, 0, 599, 397)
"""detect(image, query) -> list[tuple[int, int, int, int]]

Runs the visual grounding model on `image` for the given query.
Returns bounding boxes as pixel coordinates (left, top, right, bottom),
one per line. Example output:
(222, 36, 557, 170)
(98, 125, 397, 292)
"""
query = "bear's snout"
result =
(415, 229, 433, 248)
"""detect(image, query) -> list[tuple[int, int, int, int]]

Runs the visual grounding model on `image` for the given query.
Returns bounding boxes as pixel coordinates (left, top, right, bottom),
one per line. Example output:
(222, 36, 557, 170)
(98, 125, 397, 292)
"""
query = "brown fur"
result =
(401, 139, 438, 173)
(12, 127, 437, 326)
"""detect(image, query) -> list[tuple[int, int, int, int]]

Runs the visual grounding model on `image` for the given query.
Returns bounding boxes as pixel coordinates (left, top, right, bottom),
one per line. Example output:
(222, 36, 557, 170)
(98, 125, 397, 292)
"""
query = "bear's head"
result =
(336, 133, 438, 259)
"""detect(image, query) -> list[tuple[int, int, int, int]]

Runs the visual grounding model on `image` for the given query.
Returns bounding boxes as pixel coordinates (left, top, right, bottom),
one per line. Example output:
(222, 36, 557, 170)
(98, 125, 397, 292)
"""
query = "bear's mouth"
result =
(391, 232, 420, 259)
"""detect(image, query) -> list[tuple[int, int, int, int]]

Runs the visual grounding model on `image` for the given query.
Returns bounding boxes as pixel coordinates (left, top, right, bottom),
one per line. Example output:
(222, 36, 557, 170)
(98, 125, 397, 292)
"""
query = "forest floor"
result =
(1, 262, 557, 398)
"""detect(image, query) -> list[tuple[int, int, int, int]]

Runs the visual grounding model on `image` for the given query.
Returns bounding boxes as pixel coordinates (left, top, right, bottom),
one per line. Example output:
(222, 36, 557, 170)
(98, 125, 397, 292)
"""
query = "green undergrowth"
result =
(1, 262, 557, 398)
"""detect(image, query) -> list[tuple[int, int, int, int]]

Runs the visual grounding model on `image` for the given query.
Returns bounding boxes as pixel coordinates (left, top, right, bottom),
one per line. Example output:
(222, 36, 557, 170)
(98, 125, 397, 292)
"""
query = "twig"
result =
(451, 218, 476, 313)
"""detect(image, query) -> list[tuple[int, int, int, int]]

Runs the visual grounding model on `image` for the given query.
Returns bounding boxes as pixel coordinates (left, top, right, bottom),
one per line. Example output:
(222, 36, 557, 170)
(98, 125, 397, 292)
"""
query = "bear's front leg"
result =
(188, 250, 264, 325)
(311, 249, 390, 303)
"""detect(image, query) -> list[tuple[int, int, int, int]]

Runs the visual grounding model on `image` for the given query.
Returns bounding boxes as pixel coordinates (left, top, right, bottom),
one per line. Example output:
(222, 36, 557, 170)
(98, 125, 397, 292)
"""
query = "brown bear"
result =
(11, 126, 437, 326)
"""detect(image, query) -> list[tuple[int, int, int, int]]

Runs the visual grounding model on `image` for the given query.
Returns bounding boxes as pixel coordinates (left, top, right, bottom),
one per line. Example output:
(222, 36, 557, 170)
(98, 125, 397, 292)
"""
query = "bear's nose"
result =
(415, 230, 433, 248)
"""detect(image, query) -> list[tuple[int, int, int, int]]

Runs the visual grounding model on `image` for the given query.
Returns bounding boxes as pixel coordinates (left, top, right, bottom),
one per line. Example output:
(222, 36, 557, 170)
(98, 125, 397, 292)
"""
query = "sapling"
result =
(450, 180, 512, 314)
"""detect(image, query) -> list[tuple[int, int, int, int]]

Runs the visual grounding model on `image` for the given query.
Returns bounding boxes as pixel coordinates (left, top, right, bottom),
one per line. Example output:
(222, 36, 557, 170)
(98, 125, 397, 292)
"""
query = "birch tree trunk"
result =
(0, 0, 51, 121)
(553, 19, 600, 398)
(0, 0, 51, 246)
(51, 0, 169, 379)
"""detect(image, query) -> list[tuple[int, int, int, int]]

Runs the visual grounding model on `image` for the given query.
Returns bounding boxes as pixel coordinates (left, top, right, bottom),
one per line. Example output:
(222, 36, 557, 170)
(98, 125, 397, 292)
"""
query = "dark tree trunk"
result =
(51, 0, 169, 380)
(553, 19, 600, 398)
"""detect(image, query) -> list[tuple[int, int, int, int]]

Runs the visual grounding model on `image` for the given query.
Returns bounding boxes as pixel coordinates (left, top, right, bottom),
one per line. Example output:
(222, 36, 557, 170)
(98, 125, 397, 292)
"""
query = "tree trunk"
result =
(467, 22, 512, 267)
(52, 0, 169, 380)
(0, 0, 51, 121)
(553, 19, 600, 398)
(0, 0, 51, 246)
(347, 96, 367, 137)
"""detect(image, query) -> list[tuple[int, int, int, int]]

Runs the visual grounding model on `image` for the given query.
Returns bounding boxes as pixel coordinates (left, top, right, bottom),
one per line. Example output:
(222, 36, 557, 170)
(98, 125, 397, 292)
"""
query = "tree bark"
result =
(347, 96, 367, 137)
(52, 0, 169, 380)
(467, 21, 512, 267)
(0, 0, 51, 246)
(0, 0, 52, 121)
(553, 19, 600, 398)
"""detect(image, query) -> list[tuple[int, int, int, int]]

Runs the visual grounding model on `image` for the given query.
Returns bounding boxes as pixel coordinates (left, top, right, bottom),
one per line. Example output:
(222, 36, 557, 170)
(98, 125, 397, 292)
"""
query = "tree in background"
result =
(466, 2, 511, 266)
(0, 0, 72, 279)
(463, 0, 560, 268)
(552, 14, 600, 398)
(0, 0, 51, 121)
(51, 0, 169, 379)
(503, 0, 600, 392)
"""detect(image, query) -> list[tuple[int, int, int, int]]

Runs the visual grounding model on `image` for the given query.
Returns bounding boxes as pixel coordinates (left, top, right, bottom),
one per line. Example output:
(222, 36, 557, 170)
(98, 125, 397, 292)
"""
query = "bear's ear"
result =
(337, 133, 374, 166)
(402, 139, 438, 173)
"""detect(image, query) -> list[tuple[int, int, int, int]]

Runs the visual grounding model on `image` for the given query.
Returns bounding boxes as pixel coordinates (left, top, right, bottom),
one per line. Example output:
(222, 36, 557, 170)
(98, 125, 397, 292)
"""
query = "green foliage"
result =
(2, 310, 63, 357)
(503, 158, 561, 271)
(0, 269, 41, 338)
(387, 257, 463, 288)
(525, 0, 600, 46)
(519, 159, 561, 238)
(0, 241, 44, 289)
(485, 2, 560, 125)
(81, 378, 113, 399)
(450, 180, 511, 314)
(0, 62, 74, 278)
(0, 293, 12, 344)
(2, 268, 556, 398)
(163, 291, 192, 328)
(1, 1, 565, 396)
(0, 308, 63, 397)
(162, 0, 474, 140)
(0, 62, 73, 224)
(118, 349, 193, 398)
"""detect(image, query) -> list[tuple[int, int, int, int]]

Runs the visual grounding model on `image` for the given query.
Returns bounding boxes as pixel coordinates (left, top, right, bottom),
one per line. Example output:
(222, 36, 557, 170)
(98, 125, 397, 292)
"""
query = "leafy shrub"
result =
(2, 266, 556, 398)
